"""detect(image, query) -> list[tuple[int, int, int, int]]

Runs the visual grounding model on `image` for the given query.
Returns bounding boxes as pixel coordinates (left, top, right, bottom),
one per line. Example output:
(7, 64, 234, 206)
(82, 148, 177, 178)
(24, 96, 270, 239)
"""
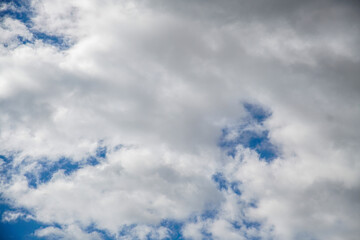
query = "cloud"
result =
(35, 225, 103, 240)
(2, 146, 223, 238)
(2, 211, 27, 222)
(0, 0, 359, 239)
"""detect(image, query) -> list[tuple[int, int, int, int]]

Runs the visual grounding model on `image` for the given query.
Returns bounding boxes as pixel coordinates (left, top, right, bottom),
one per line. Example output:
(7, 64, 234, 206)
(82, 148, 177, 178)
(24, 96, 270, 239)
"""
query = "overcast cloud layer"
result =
(0, 0, 360, 239)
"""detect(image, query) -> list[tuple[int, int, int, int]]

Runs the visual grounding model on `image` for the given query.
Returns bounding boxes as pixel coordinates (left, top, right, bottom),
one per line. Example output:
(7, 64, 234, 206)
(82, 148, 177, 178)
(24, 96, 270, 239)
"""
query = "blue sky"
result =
(219, 103, 277, 161)
(0, 0, 359, 240)
(0, 0, 67, 48)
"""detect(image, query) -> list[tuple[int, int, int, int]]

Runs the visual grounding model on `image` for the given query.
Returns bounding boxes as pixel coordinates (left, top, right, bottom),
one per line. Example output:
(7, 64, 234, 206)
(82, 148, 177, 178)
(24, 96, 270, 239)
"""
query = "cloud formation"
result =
(0, 0, 359, 239)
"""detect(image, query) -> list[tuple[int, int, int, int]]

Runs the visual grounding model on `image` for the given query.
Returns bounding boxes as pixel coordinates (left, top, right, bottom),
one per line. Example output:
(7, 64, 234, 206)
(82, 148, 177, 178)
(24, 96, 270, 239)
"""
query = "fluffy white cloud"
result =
(4, 147, 222, 234)
(0, 0, 359, 239)
(35, 225, 103, 240)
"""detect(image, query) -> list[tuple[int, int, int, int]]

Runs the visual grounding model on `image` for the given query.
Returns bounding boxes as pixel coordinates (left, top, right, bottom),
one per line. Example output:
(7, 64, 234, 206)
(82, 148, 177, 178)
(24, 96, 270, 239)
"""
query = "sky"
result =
(0, 0, 359, 239)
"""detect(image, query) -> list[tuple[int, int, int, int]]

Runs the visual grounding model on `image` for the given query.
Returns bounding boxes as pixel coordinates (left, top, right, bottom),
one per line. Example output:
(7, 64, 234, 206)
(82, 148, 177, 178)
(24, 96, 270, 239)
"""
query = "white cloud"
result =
(1, 211, 28, 222)
(0, 0, 359, 239)
(35, 225, 103, 240)
(0, 17, 33, 50)
(3, 146, 222, 234)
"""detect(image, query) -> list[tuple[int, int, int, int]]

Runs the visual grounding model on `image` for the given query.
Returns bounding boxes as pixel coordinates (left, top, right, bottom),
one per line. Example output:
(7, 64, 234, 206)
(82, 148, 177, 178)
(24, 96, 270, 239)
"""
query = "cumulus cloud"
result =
(0, 0, 359, 239)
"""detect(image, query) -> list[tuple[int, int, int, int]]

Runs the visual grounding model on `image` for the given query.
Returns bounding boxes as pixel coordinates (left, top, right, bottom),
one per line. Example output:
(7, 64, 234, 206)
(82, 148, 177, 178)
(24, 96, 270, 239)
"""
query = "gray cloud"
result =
(0, 0, 359, 239)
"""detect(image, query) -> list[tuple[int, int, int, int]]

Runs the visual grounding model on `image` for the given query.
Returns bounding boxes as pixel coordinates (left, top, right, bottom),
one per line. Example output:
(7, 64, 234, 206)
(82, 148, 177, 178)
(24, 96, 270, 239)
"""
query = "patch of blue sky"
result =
(243, 220, 261, 230)
(0, 202, 112, 240)
(32, 31, 70, 49)
(248, 201, 258, 208)
(160, 219, 184, 240)
(0, 0, 70, 49)
(0, 0, 32, 24)
(0, 153, 101, 189)
(212, 172, 241, 196)
(230, 217, 261, 231)
(219, 103, 278, 162)
(231, 221, 242, 230)
(24, 157, 81, 188)
(230, 181, 241, 196)
(241, 219, 264, 240)
(200, 208, 218, 222)
(0, 202, 47, 240)
(23, 149, 106, 189)
(85, 224, 114, 240)
(96, 146, 107, 159)
(212, 172, 228, 191)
